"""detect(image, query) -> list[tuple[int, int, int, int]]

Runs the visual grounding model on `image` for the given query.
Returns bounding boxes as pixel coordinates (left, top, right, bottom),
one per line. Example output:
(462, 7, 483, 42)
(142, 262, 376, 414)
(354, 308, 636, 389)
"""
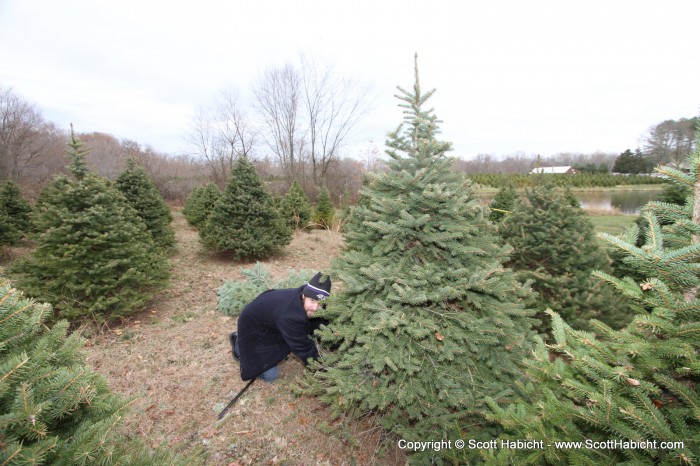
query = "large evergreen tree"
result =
(499, 184, 632, 331)
(480, 139, 700, 465)
(0, 180, 32, 236)
(199, 156, 291, 259)
(0, 281, 198, 465)
(115, 158, 175, 250)
(304, 57, 534, 455)
(9, 132, 169, 321)
(183, 183, 221, 228)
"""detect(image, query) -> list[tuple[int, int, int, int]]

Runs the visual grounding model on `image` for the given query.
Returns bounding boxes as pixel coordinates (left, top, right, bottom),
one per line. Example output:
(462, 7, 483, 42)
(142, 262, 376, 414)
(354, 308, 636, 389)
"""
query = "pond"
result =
(574, 190, 661, 214)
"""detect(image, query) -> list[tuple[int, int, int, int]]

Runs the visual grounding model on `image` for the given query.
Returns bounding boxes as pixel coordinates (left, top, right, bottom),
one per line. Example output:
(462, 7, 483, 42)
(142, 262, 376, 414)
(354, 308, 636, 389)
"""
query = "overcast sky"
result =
(1, 0, 699, 161)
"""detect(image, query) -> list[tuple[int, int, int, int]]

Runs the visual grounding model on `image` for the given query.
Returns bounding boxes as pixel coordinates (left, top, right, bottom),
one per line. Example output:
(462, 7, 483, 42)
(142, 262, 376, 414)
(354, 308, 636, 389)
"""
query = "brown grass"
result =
(77, 210, 406, 465)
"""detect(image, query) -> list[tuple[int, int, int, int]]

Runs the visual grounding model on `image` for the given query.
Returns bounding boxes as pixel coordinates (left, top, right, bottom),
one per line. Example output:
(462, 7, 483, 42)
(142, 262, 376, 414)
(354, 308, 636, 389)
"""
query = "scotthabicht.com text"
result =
(397, 438, 685, 452)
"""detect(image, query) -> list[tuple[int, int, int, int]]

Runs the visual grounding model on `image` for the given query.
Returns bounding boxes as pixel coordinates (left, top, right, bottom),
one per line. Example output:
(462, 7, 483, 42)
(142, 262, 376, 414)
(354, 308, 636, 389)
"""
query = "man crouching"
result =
(230, 272, 331, 382)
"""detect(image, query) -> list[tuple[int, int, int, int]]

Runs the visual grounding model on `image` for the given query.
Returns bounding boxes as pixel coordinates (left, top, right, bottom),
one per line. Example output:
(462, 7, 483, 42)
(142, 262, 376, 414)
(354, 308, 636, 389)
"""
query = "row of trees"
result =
(0, 132, 206, 462)
(182, 160, 337, 260)
(3, 81, 694, 207)
(469, 172, 665, 189)
(5, 131, 173, 321)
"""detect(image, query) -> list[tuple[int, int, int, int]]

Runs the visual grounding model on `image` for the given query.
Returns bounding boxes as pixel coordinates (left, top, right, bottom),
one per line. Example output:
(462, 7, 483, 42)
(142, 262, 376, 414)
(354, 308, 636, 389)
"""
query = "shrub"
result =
(218, 263, 315, 316)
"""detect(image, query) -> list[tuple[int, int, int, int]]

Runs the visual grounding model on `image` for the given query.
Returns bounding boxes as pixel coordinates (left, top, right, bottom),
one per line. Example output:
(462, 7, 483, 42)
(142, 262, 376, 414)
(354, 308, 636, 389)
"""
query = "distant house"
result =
(530, 166, 577, 175)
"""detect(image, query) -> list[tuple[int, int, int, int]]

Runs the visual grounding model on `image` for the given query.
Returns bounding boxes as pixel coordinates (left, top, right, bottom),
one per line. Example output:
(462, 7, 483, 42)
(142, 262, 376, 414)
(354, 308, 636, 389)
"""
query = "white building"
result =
(530, 166, 577, 174)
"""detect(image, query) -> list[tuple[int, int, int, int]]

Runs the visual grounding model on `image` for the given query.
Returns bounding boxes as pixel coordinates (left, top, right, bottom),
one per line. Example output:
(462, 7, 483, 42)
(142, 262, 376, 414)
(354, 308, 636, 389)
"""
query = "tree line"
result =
(3, 74, 696, 209)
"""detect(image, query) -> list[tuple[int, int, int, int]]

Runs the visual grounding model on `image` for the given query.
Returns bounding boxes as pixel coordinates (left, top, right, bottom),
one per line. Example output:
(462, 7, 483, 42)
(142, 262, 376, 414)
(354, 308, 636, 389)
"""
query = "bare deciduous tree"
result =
(187, 87, 256, 188)
(252, 63, 305, 183)
(252, 57, 369, 186)
(0, 86, 59, 182)
(300, 54, 368, 184)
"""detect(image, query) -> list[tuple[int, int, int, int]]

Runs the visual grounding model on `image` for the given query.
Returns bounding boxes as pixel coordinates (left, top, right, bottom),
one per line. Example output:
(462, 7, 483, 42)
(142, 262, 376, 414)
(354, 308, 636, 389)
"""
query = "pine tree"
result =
(9, 131, 169, 321)
(0, 281, 199, 465)
(499, 184, 632, 331)
(303, 56, 534, 455)
(313, 185, 335, 229)
(0, 180, 32, 236)
(281, 180, 312, 230)
(480, 138, 700, 465)
(0, 209, 19, 247)
(183, 183, 221, 228)
(488, 184, 518, 222)
(199, 156, 291, 259)
(115, 158, 175, 250)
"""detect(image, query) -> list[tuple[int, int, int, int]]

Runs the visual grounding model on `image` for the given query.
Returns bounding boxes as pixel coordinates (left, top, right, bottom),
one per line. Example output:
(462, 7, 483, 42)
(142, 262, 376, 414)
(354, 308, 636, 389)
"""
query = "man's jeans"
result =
(234, 336, 279, 382)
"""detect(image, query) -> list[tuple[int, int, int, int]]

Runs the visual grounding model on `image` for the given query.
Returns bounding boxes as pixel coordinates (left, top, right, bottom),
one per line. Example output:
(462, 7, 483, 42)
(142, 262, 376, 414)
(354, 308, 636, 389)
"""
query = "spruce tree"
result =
(499, 184, 632, 331)
(115, 158, 175, 250)
(183, 183, 221, 228)
(304, 57, 534, 454)
(0, 180, 32, 236)
(480, 142, 700, 465)
(281, 180, 312, 230)
(199, 156, 291, 259)
(313, 185, 335, 229)
(0, 209, 19, 247)
(0, 281, 199, 465)
(489, 184, 518, 222)
(9, 131, 169, 321)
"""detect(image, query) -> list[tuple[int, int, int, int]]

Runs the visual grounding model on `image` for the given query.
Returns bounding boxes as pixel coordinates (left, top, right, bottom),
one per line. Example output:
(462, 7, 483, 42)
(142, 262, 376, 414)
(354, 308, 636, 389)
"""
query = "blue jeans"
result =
(235, 336, 279, 382)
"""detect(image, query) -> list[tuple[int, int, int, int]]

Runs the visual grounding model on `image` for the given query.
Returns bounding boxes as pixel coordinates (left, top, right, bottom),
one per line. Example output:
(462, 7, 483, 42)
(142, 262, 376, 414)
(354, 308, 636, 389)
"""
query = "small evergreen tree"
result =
(115, 158, 175, 250)
(0, 180, 32, 235)
(0, 209, 19, 247)
(199, 156, 291, 259)
(183, 183, 221, 228)
(0, 281, 198, 465)
(480, 138, 700, 465)
(313, 185, 335, 229)
(488, 184, 518, 222)
(303, 57, 534, 459)
(281, 180, 312, 230)
(499, 184, 632, 331)
(9, 131, 169, 321)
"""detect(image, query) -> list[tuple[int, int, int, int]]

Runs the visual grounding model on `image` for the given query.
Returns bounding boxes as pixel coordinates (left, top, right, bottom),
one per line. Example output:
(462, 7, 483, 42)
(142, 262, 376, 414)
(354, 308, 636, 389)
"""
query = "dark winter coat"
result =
(237, 286, 319, 381)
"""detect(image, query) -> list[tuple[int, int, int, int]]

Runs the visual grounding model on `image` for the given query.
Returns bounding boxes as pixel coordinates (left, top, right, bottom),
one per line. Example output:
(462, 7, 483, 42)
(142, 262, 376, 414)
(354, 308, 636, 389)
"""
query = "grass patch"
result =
(590, 214, 637, 236)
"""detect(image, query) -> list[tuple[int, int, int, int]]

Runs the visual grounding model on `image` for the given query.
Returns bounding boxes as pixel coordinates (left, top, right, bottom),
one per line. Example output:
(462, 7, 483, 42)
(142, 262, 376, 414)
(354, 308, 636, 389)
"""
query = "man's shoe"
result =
(229, 332, 240, 361)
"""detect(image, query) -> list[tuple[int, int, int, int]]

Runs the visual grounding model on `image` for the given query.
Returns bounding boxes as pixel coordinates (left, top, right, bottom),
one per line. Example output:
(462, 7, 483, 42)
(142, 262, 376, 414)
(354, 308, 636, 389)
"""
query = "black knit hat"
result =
(303, 272, 331, 301)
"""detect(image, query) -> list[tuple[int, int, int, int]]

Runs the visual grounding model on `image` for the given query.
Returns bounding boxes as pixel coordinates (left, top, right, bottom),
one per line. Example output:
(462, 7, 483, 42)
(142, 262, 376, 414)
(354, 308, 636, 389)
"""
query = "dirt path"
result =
(85, 210, 404, 465)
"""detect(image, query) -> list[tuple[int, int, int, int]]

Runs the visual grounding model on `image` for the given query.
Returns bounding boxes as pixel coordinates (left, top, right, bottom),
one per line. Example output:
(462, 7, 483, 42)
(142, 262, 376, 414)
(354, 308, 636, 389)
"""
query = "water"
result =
(480, 189, 662, 215)
(574, 190, 661, 214)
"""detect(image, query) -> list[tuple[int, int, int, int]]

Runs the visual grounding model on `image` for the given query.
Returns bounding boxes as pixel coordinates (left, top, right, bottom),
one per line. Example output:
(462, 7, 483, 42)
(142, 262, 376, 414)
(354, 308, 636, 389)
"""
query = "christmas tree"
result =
(0, 181, 32, 236)
(0, 209, 19, 247)
(481, 139, 700, 465)
(9, 131, 169, 321)
(199, 156, 291, 259)
(499, 184, 632, 331)
(183, 183, 221, 228)
(304, 56, 534, 453)
(115, 158, 175, 251)
(281, 180, 312, 230)
(313, 185, 335, 229)
(488, 184, 518, 223)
